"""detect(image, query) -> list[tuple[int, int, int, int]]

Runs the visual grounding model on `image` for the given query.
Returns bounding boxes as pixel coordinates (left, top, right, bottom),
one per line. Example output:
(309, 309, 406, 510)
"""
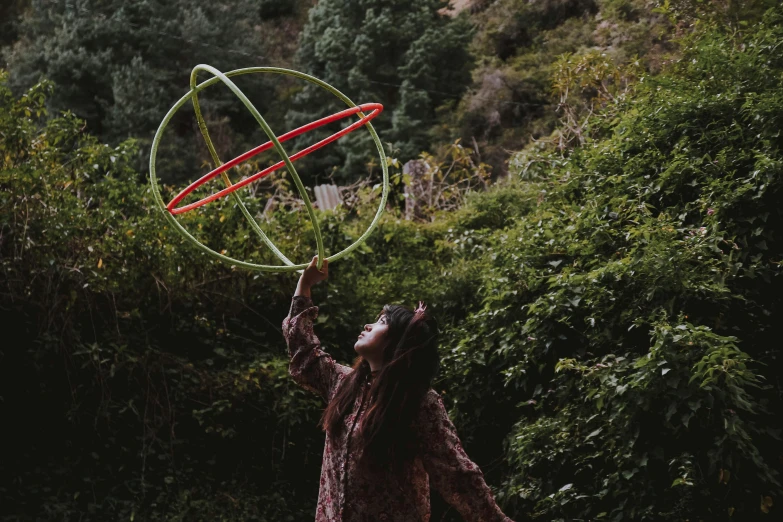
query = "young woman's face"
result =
(354, 312, 389, 358)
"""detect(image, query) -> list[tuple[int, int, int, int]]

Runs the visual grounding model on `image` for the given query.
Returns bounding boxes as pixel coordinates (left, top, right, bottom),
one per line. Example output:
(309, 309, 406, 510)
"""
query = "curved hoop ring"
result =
(148, 65, 389, 272)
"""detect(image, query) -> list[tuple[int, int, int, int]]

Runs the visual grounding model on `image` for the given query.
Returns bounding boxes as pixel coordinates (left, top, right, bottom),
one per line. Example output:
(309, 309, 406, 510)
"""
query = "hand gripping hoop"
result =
(148, 65, 389, 272)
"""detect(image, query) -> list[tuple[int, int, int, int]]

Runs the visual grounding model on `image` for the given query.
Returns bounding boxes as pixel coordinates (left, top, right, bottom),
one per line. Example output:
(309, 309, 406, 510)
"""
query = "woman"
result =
(282, 256, 515, 522)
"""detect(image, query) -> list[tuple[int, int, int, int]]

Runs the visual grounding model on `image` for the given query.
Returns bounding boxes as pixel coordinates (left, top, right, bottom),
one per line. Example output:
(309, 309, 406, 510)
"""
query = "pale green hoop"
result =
(148, 65, 389, 272)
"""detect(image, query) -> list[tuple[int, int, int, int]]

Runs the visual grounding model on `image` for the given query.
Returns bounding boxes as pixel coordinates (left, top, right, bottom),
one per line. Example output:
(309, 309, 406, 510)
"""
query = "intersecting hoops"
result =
(148, 65, 389, 272)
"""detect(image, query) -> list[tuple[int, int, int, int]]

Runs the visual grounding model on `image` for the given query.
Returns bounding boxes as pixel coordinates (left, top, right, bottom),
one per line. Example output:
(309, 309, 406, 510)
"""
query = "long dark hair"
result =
(319, 302, 440, 474)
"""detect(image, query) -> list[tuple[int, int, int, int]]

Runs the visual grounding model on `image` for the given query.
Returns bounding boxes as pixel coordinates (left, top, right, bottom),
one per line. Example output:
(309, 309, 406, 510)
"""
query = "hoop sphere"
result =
(148, 65, 389, 272)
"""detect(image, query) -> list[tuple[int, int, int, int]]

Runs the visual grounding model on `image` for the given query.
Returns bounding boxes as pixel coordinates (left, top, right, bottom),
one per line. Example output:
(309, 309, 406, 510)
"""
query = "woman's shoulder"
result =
(411, 389, 457, 446)
(422, 388, 442, 403)
(415, 388, 447, 422)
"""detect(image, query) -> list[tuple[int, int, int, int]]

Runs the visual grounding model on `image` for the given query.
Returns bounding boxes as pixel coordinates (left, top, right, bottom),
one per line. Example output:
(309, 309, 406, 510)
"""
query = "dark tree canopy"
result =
(3, 0, 279, 181)
(288, 0, 474, 180)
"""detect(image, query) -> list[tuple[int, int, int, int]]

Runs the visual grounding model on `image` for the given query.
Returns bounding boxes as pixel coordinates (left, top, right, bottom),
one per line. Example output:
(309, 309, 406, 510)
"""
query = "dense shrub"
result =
(474, 9, 783, 520)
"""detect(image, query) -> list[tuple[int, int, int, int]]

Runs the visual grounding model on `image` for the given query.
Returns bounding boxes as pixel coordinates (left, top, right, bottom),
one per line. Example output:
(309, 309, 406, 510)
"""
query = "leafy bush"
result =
(480, 9, 783, 520)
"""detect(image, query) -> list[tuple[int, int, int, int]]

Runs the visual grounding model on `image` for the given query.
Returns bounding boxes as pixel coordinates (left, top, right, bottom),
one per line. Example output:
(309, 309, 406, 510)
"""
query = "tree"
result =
(3, 0, 276, 182)
(0, 0, 30, 48)
(288, 0, 474, 181)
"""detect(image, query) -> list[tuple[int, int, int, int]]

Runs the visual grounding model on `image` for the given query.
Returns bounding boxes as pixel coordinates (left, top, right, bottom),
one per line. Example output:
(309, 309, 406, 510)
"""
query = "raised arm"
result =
(281, 256, 351, 402)
(416, 390, 515, 522)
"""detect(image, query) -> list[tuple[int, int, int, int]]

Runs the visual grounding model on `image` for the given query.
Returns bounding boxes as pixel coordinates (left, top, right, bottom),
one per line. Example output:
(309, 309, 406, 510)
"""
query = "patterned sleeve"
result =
(282, 295, 352, 403)
(416, 391, 515, 522)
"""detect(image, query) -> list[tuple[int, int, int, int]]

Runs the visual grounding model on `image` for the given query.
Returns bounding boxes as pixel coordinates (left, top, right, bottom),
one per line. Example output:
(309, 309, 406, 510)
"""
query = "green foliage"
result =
(652, 0, 781, 28)
(289, 0, 474, 179)
(0, 0, 28, 47)
(258, 0, 297, 19)
(482, 9, 782, 519)
(447, 0, 675, 174)
(1, 0, 307, 182)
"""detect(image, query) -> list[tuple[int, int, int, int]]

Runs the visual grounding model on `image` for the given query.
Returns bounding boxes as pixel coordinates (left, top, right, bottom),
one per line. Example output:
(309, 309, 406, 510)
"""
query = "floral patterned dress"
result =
(282, 295, 515, 522)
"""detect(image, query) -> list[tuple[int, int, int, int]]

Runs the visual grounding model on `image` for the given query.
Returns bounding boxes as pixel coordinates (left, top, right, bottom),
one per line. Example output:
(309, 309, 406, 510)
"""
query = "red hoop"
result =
(167, 103, 383, 215)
